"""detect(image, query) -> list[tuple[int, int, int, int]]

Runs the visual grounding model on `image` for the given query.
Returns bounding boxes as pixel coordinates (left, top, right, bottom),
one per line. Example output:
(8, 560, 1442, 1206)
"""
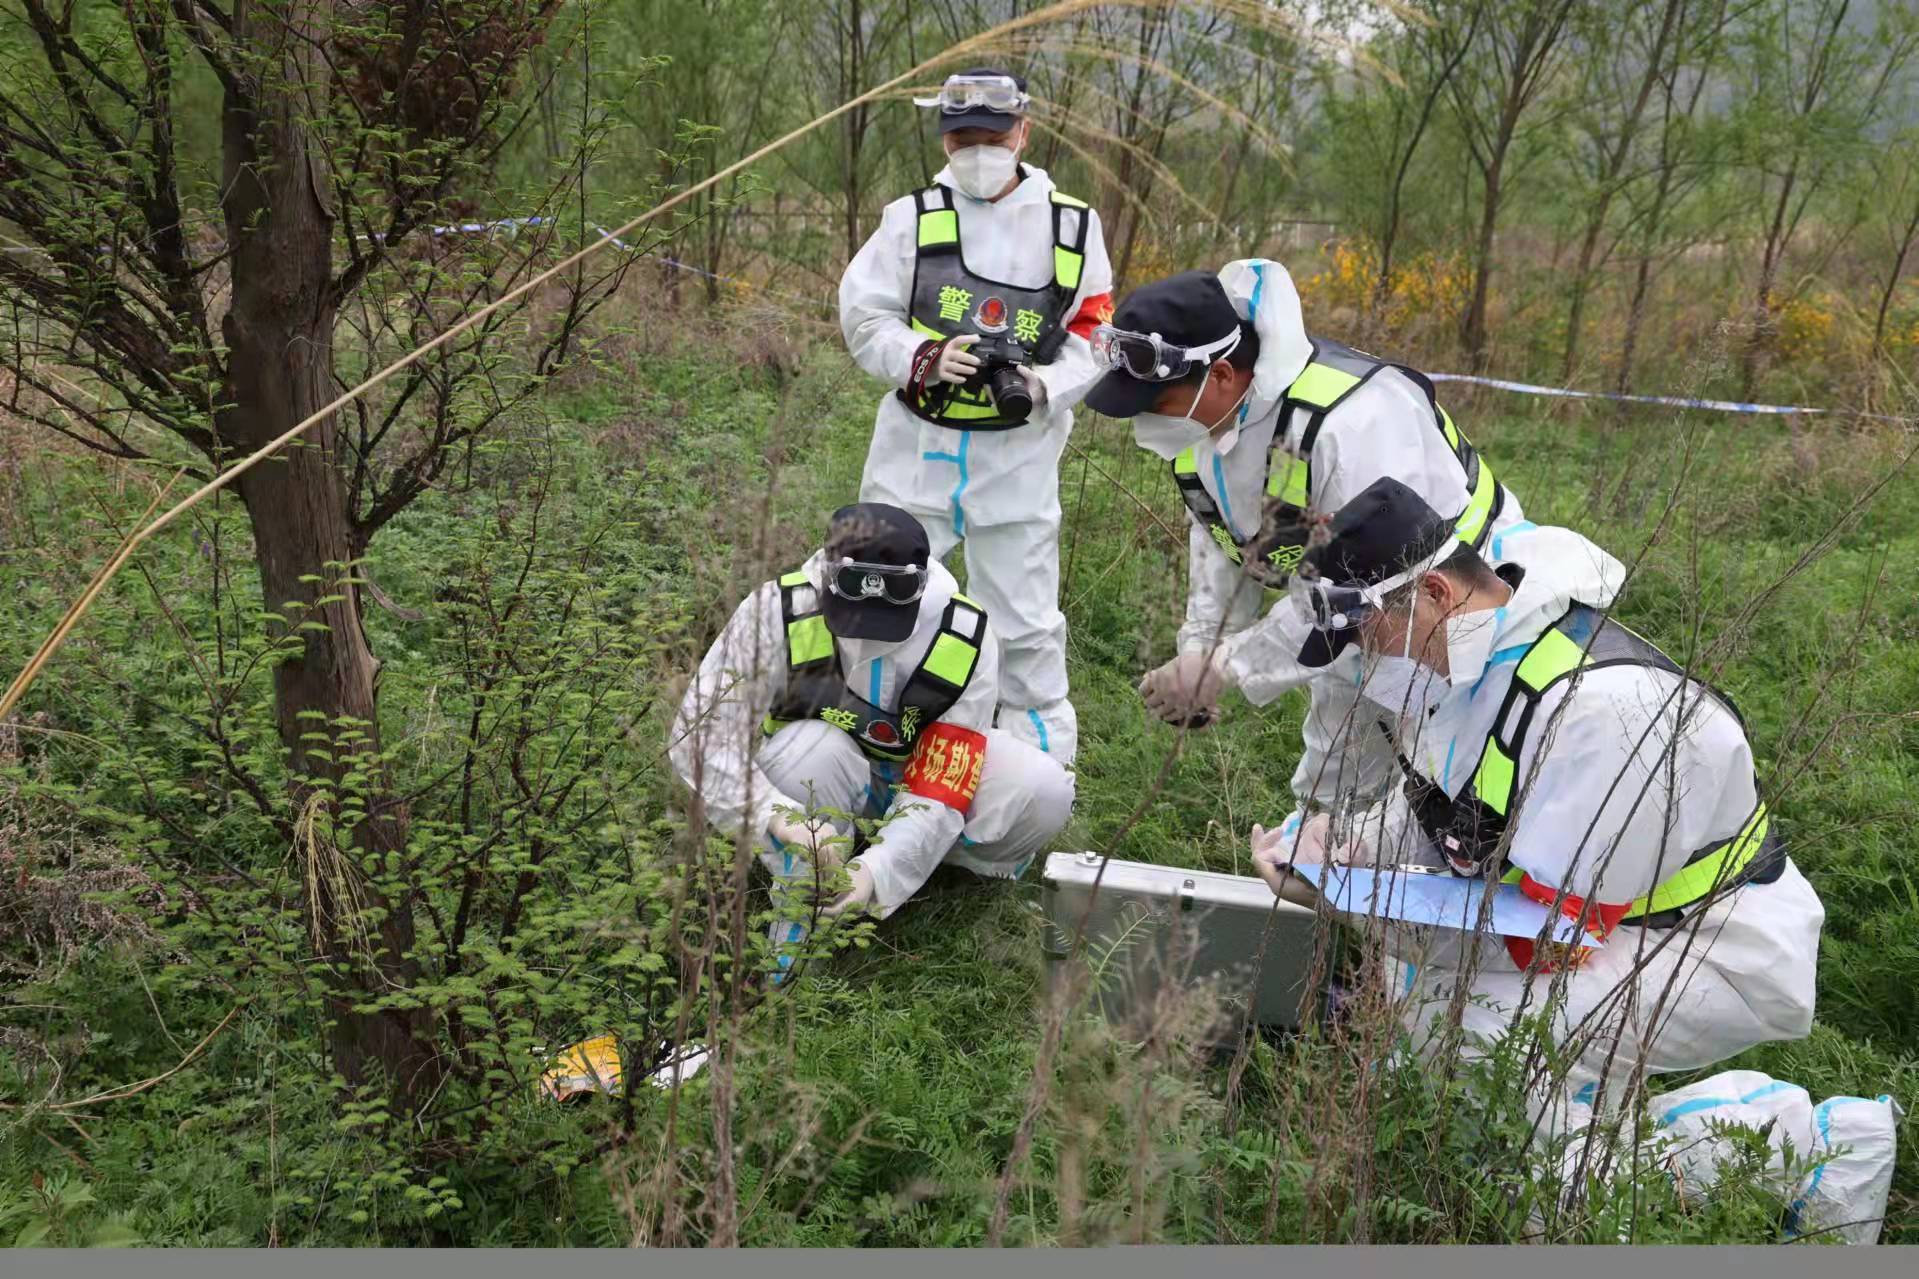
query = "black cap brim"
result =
(1296, 626, 1355, 669)
(820, 592, 919, 643)
(938, 107, 1021, 135)
(1085, 369, 1168, 418)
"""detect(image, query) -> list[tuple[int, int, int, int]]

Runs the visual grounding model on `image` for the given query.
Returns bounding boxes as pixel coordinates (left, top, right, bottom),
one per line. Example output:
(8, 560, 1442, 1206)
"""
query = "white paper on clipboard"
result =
(1290, 863, 1603, 947)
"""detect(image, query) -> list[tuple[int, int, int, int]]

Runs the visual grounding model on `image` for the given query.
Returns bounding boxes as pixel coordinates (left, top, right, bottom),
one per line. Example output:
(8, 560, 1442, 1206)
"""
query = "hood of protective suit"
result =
(1454, 523, 1629, 685)
(1388, 523, 1632, 780)
(931, 159, 1057, 208)
(1215, 259, 1313, 422)
(798, 548, 958, 670)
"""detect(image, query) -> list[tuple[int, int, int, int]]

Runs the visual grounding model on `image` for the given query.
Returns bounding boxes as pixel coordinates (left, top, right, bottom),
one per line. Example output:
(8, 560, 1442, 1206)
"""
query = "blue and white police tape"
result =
(1428, 371, 1913, 424)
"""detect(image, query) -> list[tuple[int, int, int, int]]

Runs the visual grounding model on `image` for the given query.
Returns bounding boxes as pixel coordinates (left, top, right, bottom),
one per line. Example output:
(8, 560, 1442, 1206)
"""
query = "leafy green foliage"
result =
(4, 318, 1914, 1244)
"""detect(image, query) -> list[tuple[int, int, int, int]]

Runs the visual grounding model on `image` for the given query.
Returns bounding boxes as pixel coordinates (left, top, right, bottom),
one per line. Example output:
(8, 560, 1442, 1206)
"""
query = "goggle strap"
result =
(1094, 324, 1242, 381)
(830, 559, 928, 605)
(1184, 327, 1243, 369)
(1303, 534, 1462, 628)
(913, 75, 1028, 112)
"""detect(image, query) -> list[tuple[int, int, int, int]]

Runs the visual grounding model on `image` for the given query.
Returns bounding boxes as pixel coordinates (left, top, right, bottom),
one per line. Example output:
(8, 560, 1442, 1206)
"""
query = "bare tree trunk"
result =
(1739, 166, 1797, 399)
(1213, 118, 1258, 257)
(1449, 0, 1581, 373)
(1372, 9, 1482, 324)
(1457, 67, 1527, 373)
(538, 42, 565, 162)
(1111, 10, 1166, 283)
(1562, 163, 1635, 381)
(841, 0, 866, 264)
(1463, 154, 1504, 372)
(1616, 248, 1656, 396)
(1872, 197, 1919, 349)
(1118, 116, 1177, 283)
(220, 2, 437, 1104)
(1735, 0, 1877, 399)
(1560, 225, 1604, 380)
(1559, 0, 1688, 383)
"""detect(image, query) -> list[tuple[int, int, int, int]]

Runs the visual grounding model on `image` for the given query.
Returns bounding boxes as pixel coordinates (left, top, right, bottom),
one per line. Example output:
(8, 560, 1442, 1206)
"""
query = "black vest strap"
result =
(766, 585, 985, 764)
(1399, 604, 1785, 922)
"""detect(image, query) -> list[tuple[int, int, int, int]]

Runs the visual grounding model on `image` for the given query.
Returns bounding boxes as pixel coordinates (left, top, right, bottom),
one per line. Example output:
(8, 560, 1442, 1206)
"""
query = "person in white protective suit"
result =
(1249, 477, 1826, 1133)
(1082, 262, 1527, 823)
(838, 68, 1116, 766)
(669, 503, 1075, 983)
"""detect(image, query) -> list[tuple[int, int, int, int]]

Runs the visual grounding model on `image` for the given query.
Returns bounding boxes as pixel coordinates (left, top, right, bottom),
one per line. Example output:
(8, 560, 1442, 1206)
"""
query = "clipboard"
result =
(1289, 862, 1603, 947)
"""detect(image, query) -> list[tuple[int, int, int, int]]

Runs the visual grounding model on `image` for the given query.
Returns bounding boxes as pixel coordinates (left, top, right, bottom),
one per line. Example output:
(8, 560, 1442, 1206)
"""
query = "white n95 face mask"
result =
(1131, 369, 1211, 459)
(1131, 368, 1254, 460)
(948, 145, 1019, 200)
(1442, 609, 1501, 687)
(1133, 411, 1211, 460)
(1135, 378, 1256, 461)
(1363, 654, 1445, 720)
(1360, 604, 1444, 720)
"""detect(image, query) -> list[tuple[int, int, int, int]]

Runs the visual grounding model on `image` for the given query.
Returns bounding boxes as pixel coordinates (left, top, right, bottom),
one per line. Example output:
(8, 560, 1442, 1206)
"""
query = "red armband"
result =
(1503, 873, 1631, 974)
(1067, 292, 1114, 340)
(901, 722, 987, 813)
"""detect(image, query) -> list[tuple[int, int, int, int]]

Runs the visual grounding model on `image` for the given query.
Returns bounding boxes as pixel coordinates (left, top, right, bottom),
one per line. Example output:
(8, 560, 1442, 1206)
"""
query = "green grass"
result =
(1, 324, 1915, 1245)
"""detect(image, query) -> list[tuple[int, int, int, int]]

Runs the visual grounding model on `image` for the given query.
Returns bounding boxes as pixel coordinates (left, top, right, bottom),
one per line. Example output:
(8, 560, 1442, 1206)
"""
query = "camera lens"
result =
(988, 363, 1032, 420)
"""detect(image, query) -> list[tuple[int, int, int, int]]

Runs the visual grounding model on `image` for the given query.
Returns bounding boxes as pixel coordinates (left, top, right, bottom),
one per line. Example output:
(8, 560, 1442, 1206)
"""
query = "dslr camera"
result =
(968, 330, 1036, 420)
(963, 295, 1065, 423)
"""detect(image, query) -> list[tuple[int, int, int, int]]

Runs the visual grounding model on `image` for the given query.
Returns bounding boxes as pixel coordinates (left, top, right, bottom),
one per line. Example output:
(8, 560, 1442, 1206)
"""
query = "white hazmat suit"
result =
(840, 163, 1115, 765)
(1317, 523, 1823, 1119)
(1154, 260, 1529, 810)
(669, 552, 1076, 939)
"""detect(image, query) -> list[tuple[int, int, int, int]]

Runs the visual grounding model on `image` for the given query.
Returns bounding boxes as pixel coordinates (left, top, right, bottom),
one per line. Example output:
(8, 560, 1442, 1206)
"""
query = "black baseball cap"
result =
(1296, 478, 1456, 668)
(819, 503, 931, 643)
(1084, 269, 1254, 418)
(936, 67, 1029, 136)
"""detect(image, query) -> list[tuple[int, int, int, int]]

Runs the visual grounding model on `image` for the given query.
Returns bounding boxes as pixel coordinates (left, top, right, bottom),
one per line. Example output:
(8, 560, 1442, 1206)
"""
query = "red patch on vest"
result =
(902, 722, 987, 813)
(866, 721, 899, 746)
(974, 296, 1008, 331)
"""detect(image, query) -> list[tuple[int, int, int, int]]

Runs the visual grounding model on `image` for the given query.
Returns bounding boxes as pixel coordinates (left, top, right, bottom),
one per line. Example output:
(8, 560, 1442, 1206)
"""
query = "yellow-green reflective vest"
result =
(1407, 603, 1785, 927)
(1172, 337, 1506, 576)
(900, 183, 1091, 430)
(761, 569, 986, 764)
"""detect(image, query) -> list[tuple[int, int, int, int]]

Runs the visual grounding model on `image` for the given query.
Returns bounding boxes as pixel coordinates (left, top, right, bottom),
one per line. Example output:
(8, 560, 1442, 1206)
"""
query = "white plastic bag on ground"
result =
(1645, 1070, 1902, 1244)
(1650, 1071, 1816, 1211)
(1789, 1092, 1904, 1244)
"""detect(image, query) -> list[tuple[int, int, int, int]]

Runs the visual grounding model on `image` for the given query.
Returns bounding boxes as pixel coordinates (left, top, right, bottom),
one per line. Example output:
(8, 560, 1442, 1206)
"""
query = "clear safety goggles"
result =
(912, 73, 1029, 116)
(1091, 324, 1242, 382)
(826, 559, 928, 607)
(1289, 536, 1460, 633)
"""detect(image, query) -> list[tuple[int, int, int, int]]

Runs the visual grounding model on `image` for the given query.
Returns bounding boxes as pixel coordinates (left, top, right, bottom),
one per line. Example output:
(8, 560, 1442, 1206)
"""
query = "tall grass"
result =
(1, 273, 1915, 1244)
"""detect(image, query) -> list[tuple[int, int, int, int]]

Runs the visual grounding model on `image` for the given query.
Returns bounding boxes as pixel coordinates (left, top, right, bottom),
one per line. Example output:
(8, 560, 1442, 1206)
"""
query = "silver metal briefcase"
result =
(1038, 850, 1326, 1044)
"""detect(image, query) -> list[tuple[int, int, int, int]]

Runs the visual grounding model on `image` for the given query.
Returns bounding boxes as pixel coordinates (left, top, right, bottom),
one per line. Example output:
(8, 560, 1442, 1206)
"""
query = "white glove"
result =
(821, 860, 876, 918)
(766, 808, 843, 874)
(1018, 365, 1049, 409)
(933, 334, 982, 385)
(1250, 813, 1327, 908)
(1253, 811, 1330, 867)
(1138, 649, 1233, 726)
